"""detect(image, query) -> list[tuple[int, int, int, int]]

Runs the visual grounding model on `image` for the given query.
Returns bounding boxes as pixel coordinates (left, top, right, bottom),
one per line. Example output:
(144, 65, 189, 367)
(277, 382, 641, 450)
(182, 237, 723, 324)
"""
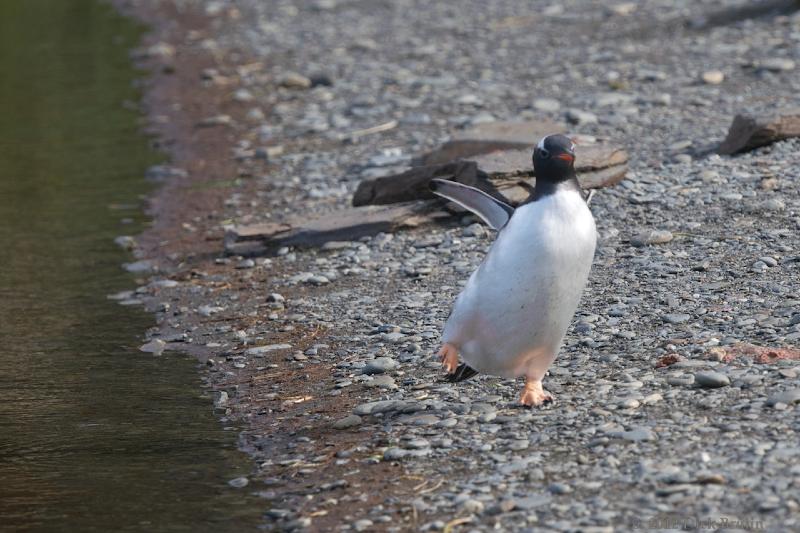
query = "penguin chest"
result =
(444, 190, 596, 375)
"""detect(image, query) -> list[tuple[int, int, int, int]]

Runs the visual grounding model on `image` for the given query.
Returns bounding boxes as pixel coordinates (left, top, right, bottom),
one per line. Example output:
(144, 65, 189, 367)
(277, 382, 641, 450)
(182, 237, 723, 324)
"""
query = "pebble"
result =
(124, 260, 155, 273)
(246, 343, 292, 355)
(663, 313, 691, 324)
(139, 339, 166, 355)
(701, 70, 724, 84)
(533, 98, 561, 112)
(278, 71, 312, 89)
(361, 357, 398, 375)
(236, 258, 255, 269)
(332, 414, 362, 429)
(365, 374, 397, 389)
(565, 108, 598, 125)
(630, 229, 674, 247)
(461, 499, 485, 514)
(759, 58, 795, 72)
(353, 519, 373, 532)
(694, 371, 730, 388)
(766, 389, 800, 407)
(548, 482, 572, 495)
(615, 427, 656, 442)
(486, 499, 517, 515)
(228, 476, 248, 488)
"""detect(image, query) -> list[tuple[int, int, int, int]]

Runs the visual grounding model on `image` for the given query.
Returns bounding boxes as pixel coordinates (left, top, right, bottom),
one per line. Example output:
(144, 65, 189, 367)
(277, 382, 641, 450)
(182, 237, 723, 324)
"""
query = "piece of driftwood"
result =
(495, 165, 629, 205)
(355, 142, 628, 208)
(472, 143, 628, 178)
(718, 109, 800, 154)
(476, 143, 629, 203)
(352, 161, 501, 206)
(225, 201, 451, 255)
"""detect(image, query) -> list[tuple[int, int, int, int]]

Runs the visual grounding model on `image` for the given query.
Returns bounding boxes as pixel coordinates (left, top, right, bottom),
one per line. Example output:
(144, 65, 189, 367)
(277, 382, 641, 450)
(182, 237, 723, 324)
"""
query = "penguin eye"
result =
(538, 148, 550, 159)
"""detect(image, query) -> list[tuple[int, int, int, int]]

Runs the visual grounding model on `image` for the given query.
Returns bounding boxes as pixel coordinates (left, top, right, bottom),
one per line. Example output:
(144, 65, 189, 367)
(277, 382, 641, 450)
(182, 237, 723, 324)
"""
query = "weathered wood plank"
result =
(472, 143, 628, 179)
(225, 201, 451, 255)
(352, 161, 502, 207)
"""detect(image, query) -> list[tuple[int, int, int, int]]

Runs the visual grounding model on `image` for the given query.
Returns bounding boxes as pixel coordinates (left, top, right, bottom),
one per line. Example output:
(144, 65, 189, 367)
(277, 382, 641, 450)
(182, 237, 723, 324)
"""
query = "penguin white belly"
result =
(442, 189, 596, 379)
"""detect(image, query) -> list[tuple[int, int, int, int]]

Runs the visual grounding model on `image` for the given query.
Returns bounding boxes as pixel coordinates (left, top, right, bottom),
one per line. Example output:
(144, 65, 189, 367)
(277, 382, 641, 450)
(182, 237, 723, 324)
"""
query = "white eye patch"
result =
(537, 136, 547, 150)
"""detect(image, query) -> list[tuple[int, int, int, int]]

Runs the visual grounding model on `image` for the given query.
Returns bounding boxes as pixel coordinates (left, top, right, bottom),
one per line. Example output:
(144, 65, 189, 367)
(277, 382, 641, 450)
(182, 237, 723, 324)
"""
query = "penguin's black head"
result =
(532, 134, 576, 183)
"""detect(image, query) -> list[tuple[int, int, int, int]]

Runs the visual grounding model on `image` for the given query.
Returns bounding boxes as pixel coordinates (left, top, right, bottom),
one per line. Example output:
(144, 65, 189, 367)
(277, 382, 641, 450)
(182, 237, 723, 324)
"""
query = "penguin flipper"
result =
(446, 363, 479, 382)
(429, 178, 514, 230)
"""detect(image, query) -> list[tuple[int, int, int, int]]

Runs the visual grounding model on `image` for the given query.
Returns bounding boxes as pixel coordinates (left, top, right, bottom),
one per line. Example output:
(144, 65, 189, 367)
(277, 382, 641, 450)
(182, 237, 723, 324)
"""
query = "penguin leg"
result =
(437, 343, 459, 374)
(519, 378, 554, 407)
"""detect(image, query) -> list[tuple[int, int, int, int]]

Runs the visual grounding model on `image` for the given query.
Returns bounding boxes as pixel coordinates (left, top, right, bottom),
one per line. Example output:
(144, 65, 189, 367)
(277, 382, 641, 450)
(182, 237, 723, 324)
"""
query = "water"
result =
(0, 2, 262, 531)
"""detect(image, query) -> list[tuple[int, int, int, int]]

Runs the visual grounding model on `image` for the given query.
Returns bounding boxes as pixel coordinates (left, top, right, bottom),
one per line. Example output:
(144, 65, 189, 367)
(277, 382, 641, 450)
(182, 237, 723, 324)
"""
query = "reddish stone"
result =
(655, 353, 684, 368)
(708, 343, 800, 364)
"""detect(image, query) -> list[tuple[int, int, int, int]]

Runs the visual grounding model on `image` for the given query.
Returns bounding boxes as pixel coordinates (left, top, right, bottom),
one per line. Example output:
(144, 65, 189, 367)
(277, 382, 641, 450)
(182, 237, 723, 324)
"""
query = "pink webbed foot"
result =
(437, 343, 459, 374)
(519, 379, 554, 407)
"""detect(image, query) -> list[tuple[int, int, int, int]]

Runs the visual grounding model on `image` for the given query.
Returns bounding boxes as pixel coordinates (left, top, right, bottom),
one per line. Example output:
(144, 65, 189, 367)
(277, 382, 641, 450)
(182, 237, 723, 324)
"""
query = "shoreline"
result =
(116, 2, 424, 530)
(117, 1, 800, 531)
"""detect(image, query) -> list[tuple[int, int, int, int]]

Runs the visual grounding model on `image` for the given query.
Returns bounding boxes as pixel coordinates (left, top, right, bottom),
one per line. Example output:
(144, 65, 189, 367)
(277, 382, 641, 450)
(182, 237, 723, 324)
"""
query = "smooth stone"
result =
(365, 374, 397, 389)
(548, 482, 572, 494)
(533, 98, 561, 112)
(124, 260, 155, 273)
(766, 389, 800, 407)
(353, 519, 373, 532)
(332, 414, 362, 429)
(631, 229, 674, 247)
(614, 427, 656, 442)
(701, 70, 724, 84)
(228, 476, 248, 488)
(353, 399, 407, 415)
(508, 439, 530, 451)
(663, 313, 691, 324)
(760, 58, 795, 72)
(694, 371, 730, 388)
(486, 499, 517, 515)
(139, 339, 166, 355)
(246, 343, 292, 355)
(361, 357, 398, 375)
(279, 71, 312, 89)
(383, 447, 408, 460)
(565, 108, 598, 125)
(461, 499, 484, 514)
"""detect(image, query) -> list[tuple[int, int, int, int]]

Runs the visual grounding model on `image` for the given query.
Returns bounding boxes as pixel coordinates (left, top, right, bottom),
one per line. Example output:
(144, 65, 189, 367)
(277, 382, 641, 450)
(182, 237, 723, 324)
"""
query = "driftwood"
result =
(718, 109, 800, 154)
(494, 166, 630, 205)
(225, 201, 450, 255)
(352, 161, 503, 207)
(472, 143, 627, 178)
(354, 142, 628, 208)
(226, 121, 629, 253)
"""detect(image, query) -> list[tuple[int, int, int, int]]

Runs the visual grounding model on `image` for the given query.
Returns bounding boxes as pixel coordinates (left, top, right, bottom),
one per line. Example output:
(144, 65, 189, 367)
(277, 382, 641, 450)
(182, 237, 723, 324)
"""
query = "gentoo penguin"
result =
(430, 134, 596, 407)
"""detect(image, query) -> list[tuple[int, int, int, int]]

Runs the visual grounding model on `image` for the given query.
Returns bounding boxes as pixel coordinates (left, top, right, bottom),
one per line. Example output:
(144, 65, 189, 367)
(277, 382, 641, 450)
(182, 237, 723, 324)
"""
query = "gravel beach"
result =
(123, 0, 800, 530)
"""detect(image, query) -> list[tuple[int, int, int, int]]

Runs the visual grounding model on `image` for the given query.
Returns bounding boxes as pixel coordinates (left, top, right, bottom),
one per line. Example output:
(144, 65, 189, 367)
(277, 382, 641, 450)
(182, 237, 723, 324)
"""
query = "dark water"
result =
(0, 2, 262, 531)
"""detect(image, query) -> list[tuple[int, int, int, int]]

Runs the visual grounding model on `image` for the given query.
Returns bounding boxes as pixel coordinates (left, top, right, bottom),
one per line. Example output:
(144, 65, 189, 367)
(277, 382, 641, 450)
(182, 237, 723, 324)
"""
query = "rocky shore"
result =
(120, 1, 800, 531)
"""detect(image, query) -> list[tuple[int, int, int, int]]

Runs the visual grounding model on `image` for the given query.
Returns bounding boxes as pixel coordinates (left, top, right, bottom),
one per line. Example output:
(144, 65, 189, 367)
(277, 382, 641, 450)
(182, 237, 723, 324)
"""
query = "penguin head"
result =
(533, 134, 576, 182)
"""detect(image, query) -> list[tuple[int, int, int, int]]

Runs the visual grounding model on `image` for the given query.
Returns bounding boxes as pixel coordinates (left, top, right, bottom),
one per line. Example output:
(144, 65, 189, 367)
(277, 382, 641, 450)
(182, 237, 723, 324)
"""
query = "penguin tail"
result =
(446, 363, 479, 382)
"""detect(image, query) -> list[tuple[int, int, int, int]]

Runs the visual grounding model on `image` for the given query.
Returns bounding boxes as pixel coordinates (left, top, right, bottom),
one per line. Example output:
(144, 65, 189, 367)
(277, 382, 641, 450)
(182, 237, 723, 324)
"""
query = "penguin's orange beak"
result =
(555, 152, 574, 162)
